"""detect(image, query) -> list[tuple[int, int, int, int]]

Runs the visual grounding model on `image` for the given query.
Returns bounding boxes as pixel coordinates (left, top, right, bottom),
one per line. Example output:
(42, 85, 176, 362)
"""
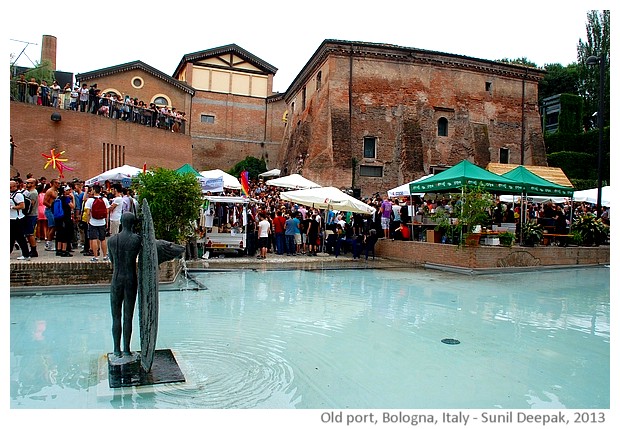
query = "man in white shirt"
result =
(84, 184, 110, 262)
(10, 180, 31, 260)
(108, 184, 124, 235)
(257, 212, 271, 259)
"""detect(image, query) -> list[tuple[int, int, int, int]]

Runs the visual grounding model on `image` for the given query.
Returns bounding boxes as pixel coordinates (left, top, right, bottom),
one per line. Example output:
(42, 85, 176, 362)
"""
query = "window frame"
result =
(363, 136, 377, 159)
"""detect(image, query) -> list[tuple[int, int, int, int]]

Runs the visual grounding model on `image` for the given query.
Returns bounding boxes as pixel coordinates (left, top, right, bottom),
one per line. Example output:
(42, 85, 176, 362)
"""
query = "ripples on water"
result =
(10, 266, 609, 409)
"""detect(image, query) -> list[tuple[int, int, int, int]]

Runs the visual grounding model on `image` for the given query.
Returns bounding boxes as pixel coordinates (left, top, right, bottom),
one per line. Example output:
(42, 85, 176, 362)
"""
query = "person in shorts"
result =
(84, 184, 110, 261)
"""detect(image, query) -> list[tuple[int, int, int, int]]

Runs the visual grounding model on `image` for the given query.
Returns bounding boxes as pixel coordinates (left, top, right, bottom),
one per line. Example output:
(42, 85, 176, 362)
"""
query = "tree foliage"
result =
(577, 10, 610, 125)
(227, 156, 267, 181)
(497, 57, 538, 68)
(132, 167, 202, 243)
(538, 63, 580, 102)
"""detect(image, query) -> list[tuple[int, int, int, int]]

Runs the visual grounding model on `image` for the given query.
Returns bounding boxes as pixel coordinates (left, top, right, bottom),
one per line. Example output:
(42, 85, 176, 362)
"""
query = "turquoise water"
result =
(10, 266, 609, 409)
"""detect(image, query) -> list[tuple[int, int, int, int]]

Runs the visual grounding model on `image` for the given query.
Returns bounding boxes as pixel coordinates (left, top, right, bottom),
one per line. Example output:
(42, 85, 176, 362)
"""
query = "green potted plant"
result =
(571, 213, 608, 246)
(498, 231, 516, 247)
(521, 220, 543, 246)
(431, 185, 493, 246)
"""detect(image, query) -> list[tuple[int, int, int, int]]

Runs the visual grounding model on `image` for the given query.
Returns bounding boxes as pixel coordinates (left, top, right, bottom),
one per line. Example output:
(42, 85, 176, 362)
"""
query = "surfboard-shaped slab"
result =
(138, 199, 159, 372)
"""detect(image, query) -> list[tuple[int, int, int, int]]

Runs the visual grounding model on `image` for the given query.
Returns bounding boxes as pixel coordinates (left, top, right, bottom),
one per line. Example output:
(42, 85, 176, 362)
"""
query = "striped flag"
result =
(240, 170, 250, 197)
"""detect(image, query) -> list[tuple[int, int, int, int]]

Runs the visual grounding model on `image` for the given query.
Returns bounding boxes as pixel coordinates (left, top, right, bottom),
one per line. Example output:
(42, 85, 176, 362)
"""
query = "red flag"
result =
(143, 163, 147, 174)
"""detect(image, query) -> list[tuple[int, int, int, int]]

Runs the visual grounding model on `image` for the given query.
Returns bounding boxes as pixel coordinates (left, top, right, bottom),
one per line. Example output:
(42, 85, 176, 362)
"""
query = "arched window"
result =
(438, 117, 448, 136)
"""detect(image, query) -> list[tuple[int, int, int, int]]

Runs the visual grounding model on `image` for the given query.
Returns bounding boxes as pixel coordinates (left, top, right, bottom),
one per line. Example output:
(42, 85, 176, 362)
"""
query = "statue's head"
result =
(120, 212, 137, 231)
(155, 240, 185, 265)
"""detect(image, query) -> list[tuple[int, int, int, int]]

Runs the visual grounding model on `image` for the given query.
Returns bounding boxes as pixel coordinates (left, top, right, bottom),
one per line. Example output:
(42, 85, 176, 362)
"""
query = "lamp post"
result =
(585, 54, 605, 219)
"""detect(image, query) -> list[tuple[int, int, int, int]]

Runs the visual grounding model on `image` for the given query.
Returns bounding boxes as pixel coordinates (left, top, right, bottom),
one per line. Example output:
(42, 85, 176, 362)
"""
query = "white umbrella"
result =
(85, 164, 142, 185)
(266, 173, 321, 189)
(280, 186, 376, 214)
(387, 174, 434, 197)
(258, 168, 281, 178)
(199, 169, 241, 190)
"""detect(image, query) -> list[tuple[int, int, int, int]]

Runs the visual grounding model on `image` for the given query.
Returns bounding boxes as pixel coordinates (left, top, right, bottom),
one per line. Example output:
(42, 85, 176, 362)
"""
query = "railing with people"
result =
(9, 78, 186, 134)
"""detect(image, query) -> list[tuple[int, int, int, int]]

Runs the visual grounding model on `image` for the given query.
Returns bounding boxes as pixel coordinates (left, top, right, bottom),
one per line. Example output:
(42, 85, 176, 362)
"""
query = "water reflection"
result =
(10, 267, 609, 409)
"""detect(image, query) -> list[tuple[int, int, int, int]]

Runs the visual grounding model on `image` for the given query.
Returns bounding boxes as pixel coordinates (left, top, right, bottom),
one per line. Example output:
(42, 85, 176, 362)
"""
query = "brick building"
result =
(11, 38, 548, 195)
(279, 40, 547, 196)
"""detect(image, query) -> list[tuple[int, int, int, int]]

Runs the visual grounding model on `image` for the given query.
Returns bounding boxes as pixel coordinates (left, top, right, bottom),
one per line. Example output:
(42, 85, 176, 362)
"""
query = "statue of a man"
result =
(107, 212, 141, 357)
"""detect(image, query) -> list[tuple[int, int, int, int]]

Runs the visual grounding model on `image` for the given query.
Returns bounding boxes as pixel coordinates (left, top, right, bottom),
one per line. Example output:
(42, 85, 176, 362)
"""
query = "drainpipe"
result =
(520, 68, 527, 165)
(349, 43, 354, 189)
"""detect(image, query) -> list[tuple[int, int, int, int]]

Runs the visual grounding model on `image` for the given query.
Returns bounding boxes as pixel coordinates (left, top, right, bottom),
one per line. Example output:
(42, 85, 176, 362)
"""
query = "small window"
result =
(499, 148, 509, 164)
(437, 117, 448, 136)
(131, 76, 144, 89)
(316, 71, 322, 91)
(360, 165, 383, 177)
(363, 136, 376, 158)
(153, 96, 168, 106)
(201, 114, 215, 124)
(302, 86, 307, 110)
(485, 81, 492, 92)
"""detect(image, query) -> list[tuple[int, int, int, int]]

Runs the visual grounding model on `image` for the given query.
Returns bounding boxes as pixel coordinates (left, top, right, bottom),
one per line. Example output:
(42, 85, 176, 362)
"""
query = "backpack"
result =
(91, 197, 107, 220)
(52, 197, 64, 219)
(12, 190, 33, 216)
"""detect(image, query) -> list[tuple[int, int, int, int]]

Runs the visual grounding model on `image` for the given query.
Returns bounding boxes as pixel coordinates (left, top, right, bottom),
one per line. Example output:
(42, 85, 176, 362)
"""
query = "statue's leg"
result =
(110, 282, 123, 356)
(122, 282, 138, 354)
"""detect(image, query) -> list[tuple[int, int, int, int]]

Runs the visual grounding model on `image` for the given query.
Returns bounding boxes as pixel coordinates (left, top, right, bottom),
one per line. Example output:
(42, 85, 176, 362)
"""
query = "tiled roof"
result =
(75, 61, 195, 95)
(487, 163, 573, 188)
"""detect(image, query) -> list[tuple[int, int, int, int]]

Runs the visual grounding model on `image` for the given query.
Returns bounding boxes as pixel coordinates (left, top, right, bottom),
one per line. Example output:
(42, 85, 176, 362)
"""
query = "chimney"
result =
(41, 35, 57, 70)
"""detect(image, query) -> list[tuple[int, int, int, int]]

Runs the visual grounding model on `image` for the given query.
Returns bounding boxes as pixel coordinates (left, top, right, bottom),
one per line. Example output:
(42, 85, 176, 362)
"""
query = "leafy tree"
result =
(132, 167, 202, 243)
(496, 57, 538, 68)
(538, 63, 580, 102)
(22, 60, 56, 84)
(577, 10, 610, 126)
(227, 156, 267, 181)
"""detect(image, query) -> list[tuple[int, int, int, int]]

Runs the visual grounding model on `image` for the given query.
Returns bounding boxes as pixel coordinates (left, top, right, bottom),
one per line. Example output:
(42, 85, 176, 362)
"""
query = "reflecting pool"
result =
(10, 266, 609, 409)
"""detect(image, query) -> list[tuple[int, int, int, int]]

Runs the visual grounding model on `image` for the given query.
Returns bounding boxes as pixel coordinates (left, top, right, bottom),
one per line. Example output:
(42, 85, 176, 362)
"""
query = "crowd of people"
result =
(11, 75, 186, 132)
(10, 175, 138, 261)
(11, 172, 610, 262)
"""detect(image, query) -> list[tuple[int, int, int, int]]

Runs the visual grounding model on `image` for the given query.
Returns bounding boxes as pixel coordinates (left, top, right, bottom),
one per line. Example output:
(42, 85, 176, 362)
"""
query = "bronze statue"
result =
(107, 212, 141, 357)
(106, 200, 185, 387)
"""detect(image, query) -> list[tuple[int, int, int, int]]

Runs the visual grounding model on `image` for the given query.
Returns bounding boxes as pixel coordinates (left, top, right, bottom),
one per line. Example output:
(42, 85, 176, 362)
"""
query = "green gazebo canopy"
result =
(409, 159, 523, 194)
(176, 163, 202, 177)
(501, 165, 574, 197)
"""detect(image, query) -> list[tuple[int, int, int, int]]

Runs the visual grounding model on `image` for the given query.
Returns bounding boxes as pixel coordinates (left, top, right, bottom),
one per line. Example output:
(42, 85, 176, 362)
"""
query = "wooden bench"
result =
(542, 233, 573, 246)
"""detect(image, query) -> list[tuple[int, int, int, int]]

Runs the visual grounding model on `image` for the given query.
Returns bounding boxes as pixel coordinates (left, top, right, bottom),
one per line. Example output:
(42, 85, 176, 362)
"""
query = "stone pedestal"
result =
(107, 349, 185, 388)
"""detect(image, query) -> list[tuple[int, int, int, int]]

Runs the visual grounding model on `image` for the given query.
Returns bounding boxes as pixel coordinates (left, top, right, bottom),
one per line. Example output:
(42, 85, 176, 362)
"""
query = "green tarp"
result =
(501, 165, 573, 197)
(409, 160, 523, 194)
(176, 163, 202, 177)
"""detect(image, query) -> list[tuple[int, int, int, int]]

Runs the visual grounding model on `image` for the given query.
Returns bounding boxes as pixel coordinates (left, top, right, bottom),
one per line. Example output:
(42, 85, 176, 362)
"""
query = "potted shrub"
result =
(498, 231, 516, 247)
(431, 185, 493, 246)
(571, 213, 608, 246)
(521, 220, 543, 246)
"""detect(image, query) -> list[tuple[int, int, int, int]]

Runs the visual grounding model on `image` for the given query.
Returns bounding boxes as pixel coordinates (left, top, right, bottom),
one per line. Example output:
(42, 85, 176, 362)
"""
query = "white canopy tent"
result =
(199, 169, 241, 190)
(387, 174, 434, 198)
(280, 186, 375, 214)
(573, 186, 612, 206)
(266, 173, 321, 190)
(85, 164, 143, 186)
(258, 169, 281, 178)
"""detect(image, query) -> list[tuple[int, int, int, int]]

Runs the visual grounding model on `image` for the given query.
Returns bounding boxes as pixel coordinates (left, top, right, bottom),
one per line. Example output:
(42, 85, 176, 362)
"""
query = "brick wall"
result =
(376, 240, 610, 269)
(10, 102, 192, 180)
(282, 43, 547, 196)
(10, 260, 181, 287)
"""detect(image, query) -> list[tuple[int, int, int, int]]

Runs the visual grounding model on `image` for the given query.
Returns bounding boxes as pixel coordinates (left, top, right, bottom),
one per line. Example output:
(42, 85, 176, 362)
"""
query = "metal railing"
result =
(10, 80, 187, 134)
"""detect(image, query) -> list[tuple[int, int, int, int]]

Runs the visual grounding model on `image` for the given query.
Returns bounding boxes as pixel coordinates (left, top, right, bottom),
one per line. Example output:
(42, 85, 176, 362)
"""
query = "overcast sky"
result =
(5, 1, 611, 93)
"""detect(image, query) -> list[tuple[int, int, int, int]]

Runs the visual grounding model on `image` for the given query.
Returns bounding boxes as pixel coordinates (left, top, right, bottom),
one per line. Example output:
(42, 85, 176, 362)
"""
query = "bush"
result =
(132, 167, 202, 243)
